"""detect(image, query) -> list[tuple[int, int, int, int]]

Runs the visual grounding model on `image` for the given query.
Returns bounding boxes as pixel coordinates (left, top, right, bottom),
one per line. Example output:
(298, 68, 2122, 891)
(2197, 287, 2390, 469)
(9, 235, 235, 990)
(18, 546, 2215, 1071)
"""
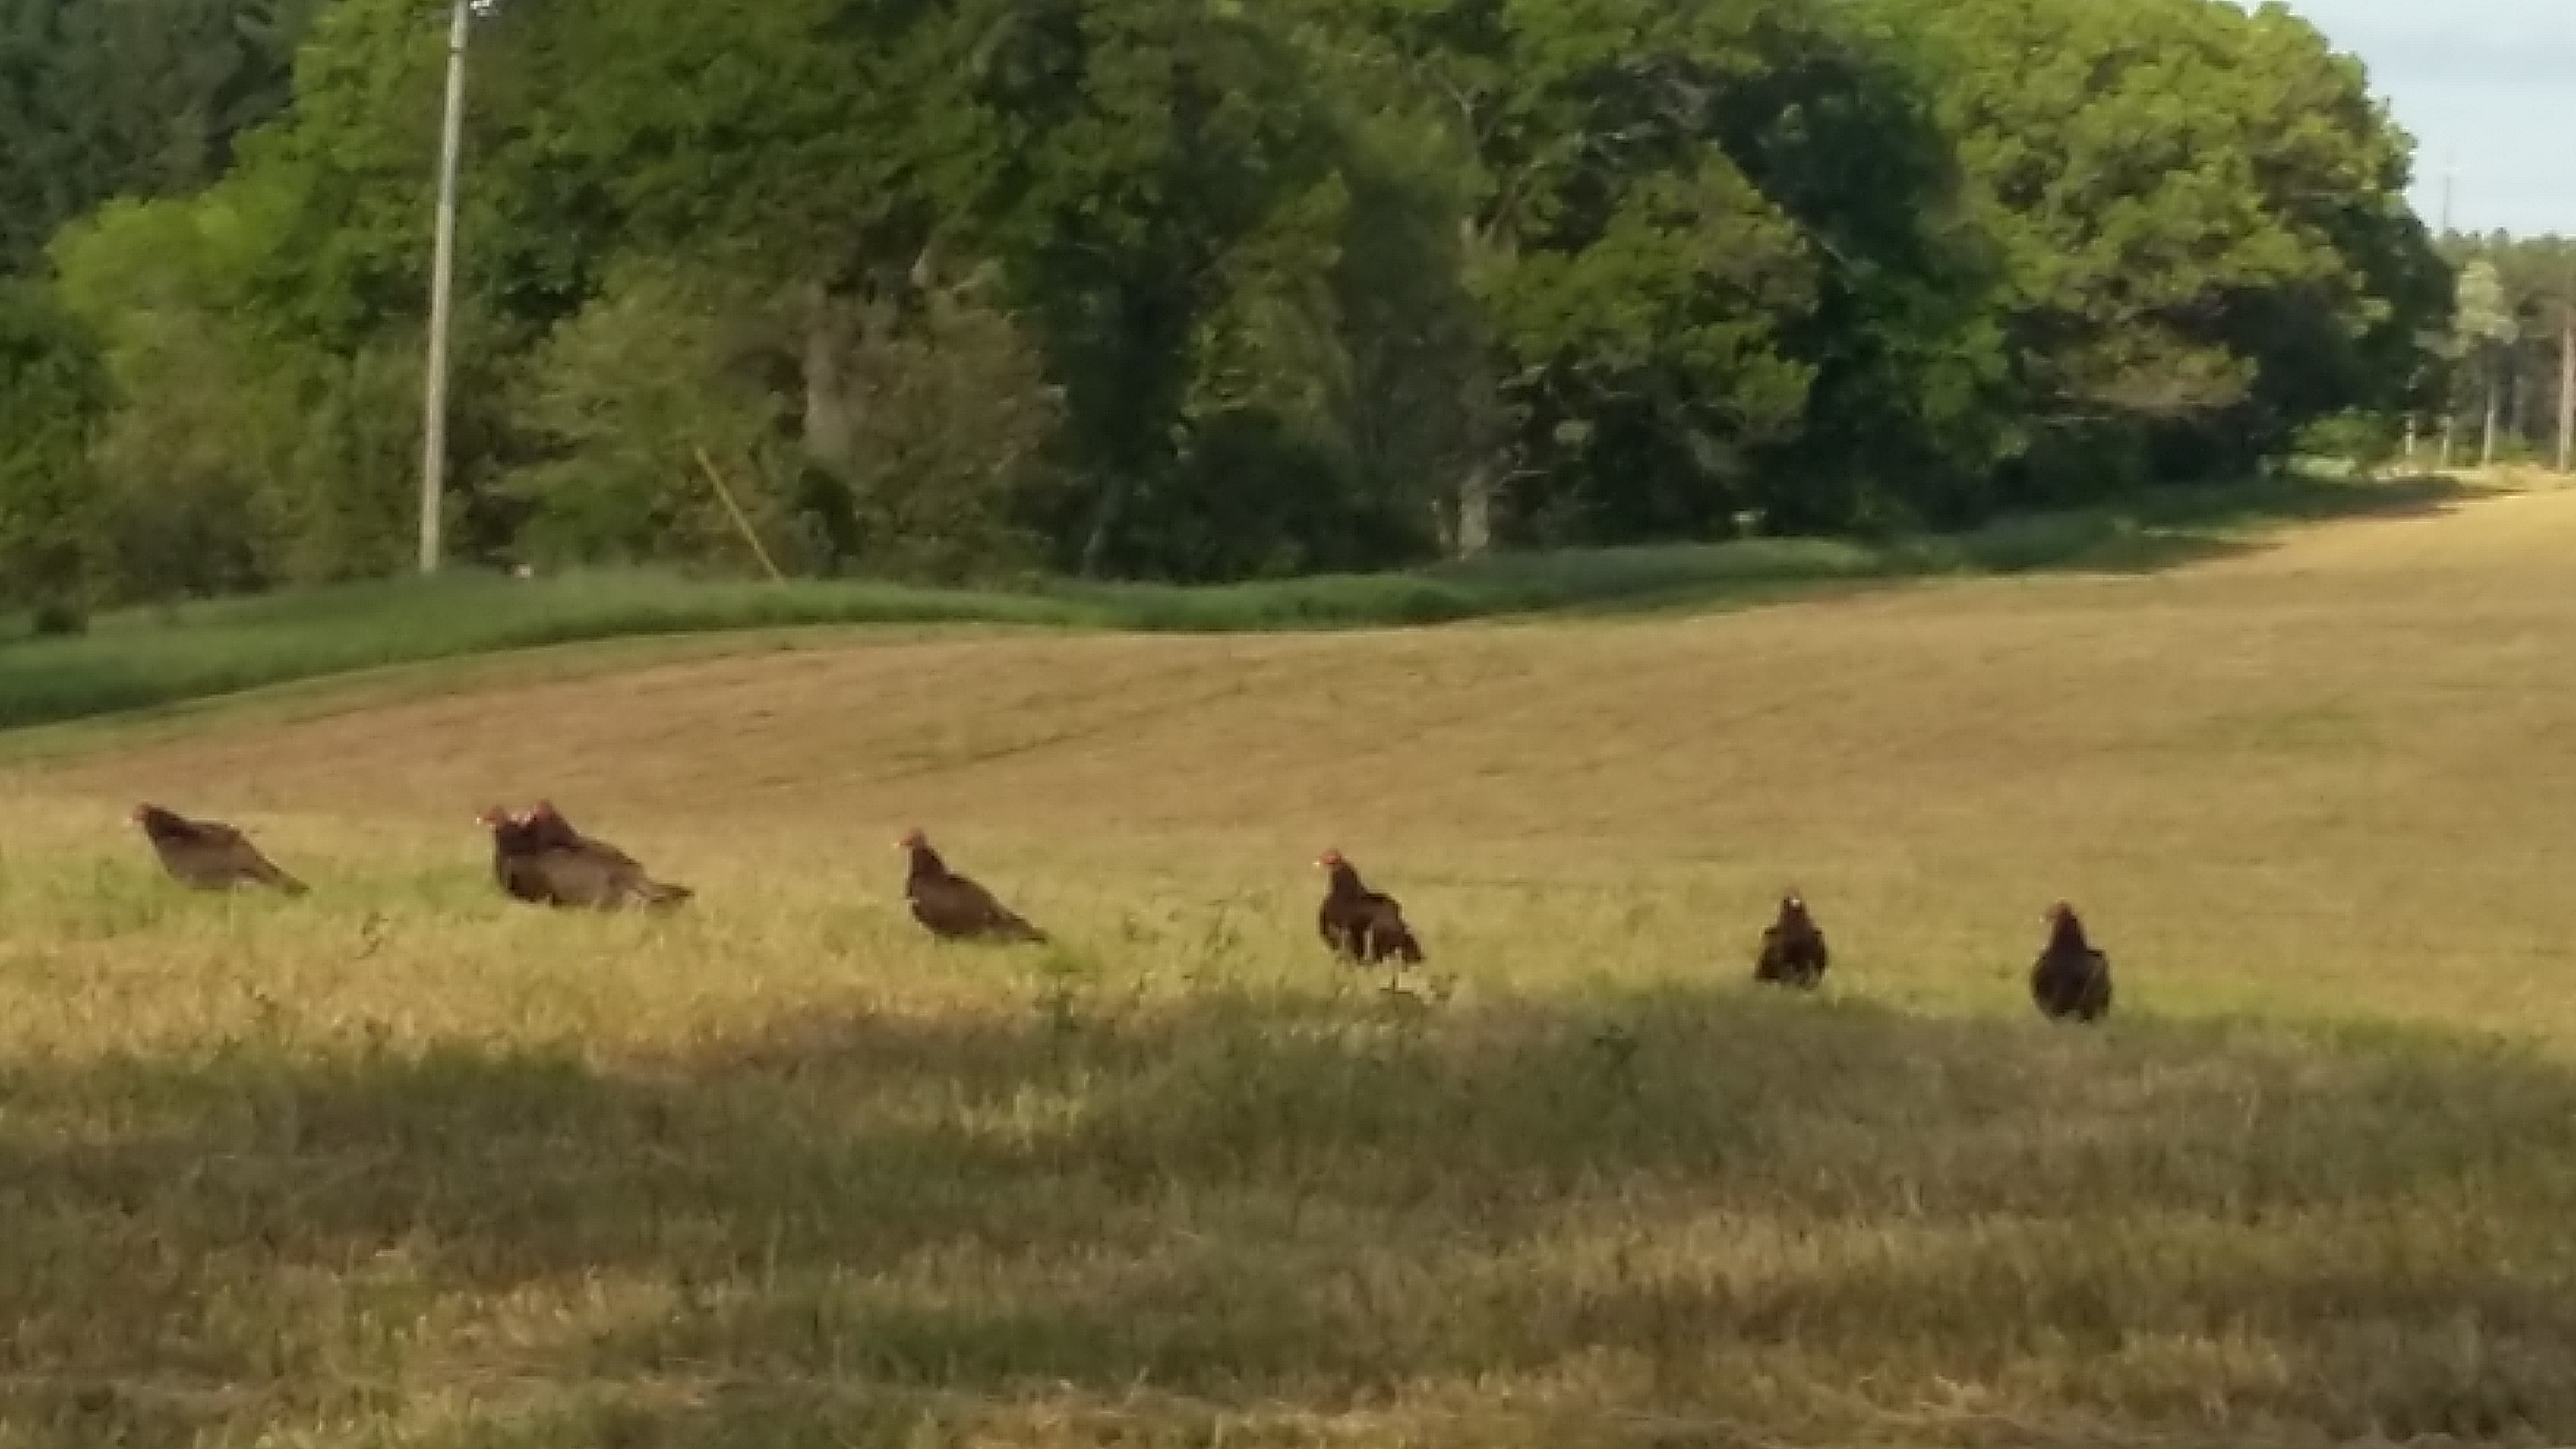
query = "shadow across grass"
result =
(0, 474, 2472, 734)
(2, 972, 2572, 1447)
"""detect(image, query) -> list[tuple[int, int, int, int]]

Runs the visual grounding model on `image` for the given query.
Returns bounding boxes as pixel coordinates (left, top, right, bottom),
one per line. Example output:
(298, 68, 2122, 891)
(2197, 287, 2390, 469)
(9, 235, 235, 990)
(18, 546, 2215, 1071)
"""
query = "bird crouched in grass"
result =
(1753, 889, 1828, 989)
(2031, 900, 2113, 1022)
(477, 801, 693, 912)
(898, 828, 1049, 943)
(1315, 848, 1425, 986)
(131, 803, 308, 895)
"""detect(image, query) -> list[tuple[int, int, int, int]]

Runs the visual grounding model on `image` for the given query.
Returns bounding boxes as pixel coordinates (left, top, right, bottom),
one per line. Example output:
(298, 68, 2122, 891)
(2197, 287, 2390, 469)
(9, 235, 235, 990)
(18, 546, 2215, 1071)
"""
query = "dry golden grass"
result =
(8, 487, 2576, 1446)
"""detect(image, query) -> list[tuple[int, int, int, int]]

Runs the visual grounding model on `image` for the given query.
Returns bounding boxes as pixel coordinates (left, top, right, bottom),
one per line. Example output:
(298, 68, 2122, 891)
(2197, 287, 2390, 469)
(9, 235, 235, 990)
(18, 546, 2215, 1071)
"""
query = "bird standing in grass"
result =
(130, 803, 308, 895)
(477, 801, 692, 911)
(2030, 900, 2113, 1022)
(1753, 889, 1829, 989)
(1315, 848, 1425, 986)
(478, 805, 554, 904)
(899, 828, 1048, 943)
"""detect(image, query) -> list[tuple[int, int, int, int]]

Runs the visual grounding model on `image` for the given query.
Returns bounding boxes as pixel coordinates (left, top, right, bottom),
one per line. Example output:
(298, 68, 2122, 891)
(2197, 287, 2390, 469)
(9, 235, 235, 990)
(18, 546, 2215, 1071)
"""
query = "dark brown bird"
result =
(477, 801, 692, 912)
(477, 805, 553, 904)
(1316, 848, 1424, 983)
(130, 803, 308, 895)
(899, 828, 1047, 943)
(2031, 900, 2113, 1022)
(1753, 889, 1828, 989)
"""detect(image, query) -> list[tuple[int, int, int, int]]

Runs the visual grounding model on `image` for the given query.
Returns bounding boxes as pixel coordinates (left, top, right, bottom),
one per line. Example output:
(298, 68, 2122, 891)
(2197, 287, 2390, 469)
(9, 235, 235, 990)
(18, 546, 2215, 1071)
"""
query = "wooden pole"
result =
(417, 0, 472, 575)
(695, 447, 788, 584)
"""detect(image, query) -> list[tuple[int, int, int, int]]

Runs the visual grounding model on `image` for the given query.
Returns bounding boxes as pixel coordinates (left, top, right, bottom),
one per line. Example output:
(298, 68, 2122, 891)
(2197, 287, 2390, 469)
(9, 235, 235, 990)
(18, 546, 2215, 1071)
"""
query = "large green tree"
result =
(477, 0, 1409, 579)
(1896, 0, 2449, 493)
(1285, 0, 2023, 543)
(0, 0, 321, 274)
(0, 280, 107, 623)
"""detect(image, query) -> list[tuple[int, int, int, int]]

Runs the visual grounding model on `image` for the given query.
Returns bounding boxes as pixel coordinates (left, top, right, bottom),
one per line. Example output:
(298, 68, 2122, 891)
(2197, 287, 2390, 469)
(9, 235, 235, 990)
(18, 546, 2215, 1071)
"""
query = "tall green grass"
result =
(0, 473, 2464, 732)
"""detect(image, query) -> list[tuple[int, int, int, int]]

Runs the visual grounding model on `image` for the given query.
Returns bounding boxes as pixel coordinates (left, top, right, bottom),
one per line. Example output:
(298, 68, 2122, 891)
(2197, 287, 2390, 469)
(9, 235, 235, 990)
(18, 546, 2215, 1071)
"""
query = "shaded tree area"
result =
(0, 0, 2459, 608)
(0, 0, 321, 271)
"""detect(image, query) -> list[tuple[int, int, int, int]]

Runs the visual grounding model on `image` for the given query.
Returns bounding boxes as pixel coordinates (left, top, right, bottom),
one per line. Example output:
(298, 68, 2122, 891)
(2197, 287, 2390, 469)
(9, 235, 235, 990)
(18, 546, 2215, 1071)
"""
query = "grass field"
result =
(0, 471, 2462, 732)
(7, 478, 2576, 1447)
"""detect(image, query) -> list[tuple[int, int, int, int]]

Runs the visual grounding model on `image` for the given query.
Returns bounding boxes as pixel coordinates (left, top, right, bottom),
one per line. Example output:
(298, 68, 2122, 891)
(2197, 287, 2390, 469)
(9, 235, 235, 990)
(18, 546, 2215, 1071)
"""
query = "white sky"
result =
(2278, 0, 2576, 236)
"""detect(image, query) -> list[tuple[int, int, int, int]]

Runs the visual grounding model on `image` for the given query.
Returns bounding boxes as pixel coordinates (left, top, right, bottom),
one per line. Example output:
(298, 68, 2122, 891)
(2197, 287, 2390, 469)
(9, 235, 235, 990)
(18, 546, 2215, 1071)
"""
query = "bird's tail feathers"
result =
(249, 856, 309, 896)
(634, 880, 695, 909)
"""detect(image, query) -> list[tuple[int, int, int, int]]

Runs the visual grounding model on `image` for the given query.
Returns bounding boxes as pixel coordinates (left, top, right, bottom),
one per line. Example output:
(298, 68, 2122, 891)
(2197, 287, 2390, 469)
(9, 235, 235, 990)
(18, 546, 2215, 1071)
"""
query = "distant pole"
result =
(2439, 150, 2455, 234)
(2558, 293, 2574, 474)
(417, 0, 473, 575)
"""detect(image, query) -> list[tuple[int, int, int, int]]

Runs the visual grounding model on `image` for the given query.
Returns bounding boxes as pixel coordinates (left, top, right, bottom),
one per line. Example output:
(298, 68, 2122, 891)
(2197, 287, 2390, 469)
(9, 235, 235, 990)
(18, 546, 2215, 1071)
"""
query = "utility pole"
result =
(417, 0, 473, 575)
(2439, 150, 2456, 235)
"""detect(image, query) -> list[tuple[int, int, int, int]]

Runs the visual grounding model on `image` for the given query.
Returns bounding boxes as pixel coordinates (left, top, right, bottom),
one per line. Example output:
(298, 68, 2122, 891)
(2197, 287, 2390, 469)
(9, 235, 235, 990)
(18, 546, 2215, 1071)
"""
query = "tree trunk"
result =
(802, 282, 858, 475)
(2439, 409, 2455, 469)
(1078, 475, 1129, 578)
(2481, 362, 2501, 468)
(1452, 461, 1493, 560)
(2559, 305, 2574, 474)
(2401, 414, 2417, 472)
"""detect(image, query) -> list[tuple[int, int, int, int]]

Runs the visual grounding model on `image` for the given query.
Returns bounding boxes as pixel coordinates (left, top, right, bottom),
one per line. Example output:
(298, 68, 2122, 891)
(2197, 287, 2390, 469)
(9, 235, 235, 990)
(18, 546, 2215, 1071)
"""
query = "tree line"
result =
(2435, 233, 2576, 471)
(0, 0, 2466, 620)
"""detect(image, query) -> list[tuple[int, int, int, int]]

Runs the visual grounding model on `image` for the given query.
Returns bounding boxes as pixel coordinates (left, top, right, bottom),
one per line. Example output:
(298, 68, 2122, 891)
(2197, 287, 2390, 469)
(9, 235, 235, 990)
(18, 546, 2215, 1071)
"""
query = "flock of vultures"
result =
(126, 800, 2117, 1023)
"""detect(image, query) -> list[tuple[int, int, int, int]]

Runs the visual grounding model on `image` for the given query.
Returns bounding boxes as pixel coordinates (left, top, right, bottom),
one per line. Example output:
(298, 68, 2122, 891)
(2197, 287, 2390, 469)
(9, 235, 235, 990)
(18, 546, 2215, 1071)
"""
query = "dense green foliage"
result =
(0, 0, 2456, 607)
(0, 280, 107, 626)
(0, 0, 321, 272)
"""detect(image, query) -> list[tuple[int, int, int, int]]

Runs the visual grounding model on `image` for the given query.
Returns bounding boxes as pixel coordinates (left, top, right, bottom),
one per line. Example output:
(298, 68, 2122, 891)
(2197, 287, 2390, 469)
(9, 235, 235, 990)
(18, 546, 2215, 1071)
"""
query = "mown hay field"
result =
(6, 486, 2576, 1447)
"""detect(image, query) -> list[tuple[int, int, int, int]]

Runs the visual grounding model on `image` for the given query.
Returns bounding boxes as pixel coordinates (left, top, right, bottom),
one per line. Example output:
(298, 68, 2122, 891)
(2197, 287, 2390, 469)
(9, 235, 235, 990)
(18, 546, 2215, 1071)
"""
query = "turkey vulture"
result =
(477, 806, 552, 904)
(1316, 848, 1424, 983)
(1753, 889, 1828, 989)
(898, 829, 1047, 943)
(2031, 901, 2113, 1022)
(477, 801, 692, 912)
(130, 803, 308, 895)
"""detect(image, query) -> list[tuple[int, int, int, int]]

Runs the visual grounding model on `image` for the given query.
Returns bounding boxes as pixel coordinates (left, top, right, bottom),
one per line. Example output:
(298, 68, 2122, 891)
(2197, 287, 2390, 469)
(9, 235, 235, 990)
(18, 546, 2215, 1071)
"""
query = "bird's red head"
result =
(1783, 886, 1804, 907)
(475, 805, 514, 829)
(128, 803, 150, 826)
(1316, 848, 1346, 871)
(897, 827, 927, 851)
(2046, 900, 2075, 925)
(529, 800, 561, 821)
